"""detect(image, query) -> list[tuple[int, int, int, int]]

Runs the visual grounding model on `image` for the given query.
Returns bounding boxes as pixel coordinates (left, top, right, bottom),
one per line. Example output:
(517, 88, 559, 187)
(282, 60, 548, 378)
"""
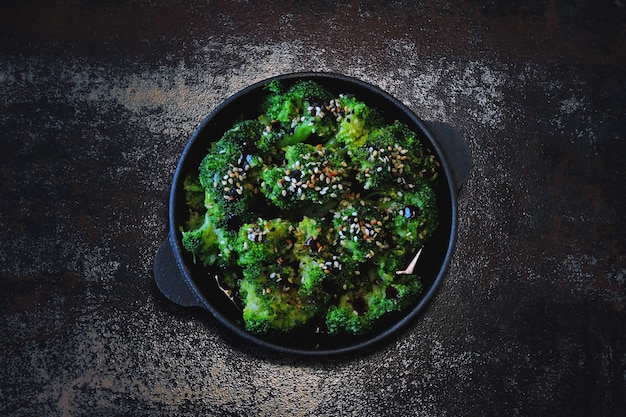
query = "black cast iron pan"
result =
(153, 72, 471, 357)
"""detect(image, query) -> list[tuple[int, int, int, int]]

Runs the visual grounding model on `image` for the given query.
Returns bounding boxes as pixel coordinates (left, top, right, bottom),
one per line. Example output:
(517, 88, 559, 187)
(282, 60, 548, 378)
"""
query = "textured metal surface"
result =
(1, 1, 625, 416)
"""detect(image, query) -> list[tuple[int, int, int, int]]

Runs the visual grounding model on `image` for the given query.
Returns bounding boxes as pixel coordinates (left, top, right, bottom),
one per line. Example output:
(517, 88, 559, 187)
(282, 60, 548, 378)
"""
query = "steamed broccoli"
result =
(180, 172, 235, 267)
(239, 272, 321, 333)
(261, 79, 335, 127)
(181, 211, 236, 268)
(325, 272, 423, 335)
(233, 217, 296, 266)
(349, 120, 439, 191)
(292, 216, 338, 299)
(233, 217, 325, 332)
(334, 94, 384, 149)
(260, 142, 350, 211)
(297, 255, 330, 298)
(199, 119, 266, 228)
(332, 200, 391, 262)
(258, 81, 385, 154)
(258, 80, 337, 151)
(179, 79, 442, 337)
(384, 187, 439, 248)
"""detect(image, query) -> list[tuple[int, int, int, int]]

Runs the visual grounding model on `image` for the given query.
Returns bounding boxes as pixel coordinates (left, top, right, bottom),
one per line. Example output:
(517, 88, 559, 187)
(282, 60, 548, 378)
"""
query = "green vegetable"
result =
(198, 119, 265, 228)
(260, 142, 350, 211)
(180, 80, 440, 335)
(181, 211, 236, 268)
(325, 272, 423, 335)
(334, 94, 384, 148)
(349, 120, 439, 191)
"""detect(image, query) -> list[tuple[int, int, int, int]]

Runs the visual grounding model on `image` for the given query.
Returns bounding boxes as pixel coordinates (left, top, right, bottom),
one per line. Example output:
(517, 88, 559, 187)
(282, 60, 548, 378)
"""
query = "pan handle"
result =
(153, 235, 204, 308)
(424, 121, 471, 192)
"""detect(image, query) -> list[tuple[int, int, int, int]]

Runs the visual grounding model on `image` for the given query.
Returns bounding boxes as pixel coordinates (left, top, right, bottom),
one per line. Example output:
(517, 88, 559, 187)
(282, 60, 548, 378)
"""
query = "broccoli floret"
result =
(297, 255, 329, 298)
(258, 80, 340, 155)
(334, 94, 384, 150)
(198, 120, 266, 228)
(181, 211, 236, 268)
(256, 125, 285, 156)
(260, 143, 350, 211)
(262, 80, 335, 127)
(350, 120, 439, 191)
(233, 217, 325, 333)
(234, 217, 296, 268)
(393, 187, 438, 248)
(291, 216, 334, 299)
(325, 272, 422, 335)
(332, 200, 391, 262)
(233, 216, 331, 332)
(371, 187, 439, 249)
(293, 216, 328, 255)
(239, 272, 321, 333)
(180, 172, 208, 233)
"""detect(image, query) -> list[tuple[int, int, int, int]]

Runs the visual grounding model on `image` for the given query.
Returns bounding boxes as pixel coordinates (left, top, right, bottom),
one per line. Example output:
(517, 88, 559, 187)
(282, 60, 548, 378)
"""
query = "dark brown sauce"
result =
(385, 285, 399, 299)
(352, 296, 368, 316)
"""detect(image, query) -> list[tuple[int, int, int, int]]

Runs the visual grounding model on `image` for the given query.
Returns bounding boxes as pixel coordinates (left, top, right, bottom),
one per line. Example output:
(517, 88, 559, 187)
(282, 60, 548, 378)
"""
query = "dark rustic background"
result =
(1, 1, 625, 416)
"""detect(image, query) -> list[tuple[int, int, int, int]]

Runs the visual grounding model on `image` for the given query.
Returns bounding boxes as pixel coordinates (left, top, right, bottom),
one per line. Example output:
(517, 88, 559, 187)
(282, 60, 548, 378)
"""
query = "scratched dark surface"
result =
(1, 1, 625, 416)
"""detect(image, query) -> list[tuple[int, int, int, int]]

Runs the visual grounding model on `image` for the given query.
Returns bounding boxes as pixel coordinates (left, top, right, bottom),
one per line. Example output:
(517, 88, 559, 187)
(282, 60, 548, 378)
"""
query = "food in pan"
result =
(180, 80, 440, 335)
